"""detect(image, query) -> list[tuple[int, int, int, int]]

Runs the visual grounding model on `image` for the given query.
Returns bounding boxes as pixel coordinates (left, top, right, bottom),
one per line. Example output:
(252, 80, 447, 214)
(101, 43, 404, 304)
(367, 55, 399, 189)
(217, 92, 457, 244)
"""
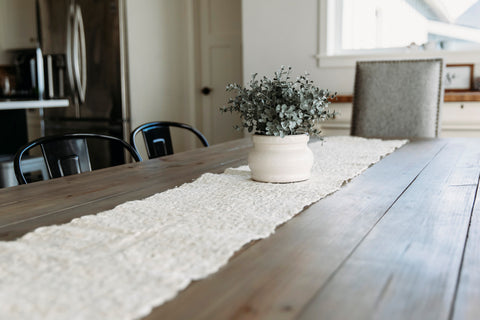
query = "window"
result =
(318, 0, 480, 66)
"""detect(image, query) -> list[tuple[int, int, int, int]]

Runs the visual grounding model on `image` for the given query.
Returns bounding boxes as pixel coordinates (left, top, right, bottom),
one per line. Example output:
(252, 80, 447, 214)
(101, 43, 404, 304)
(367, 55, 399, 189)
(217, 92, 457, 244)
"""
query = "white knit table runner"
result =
(0, 136, 407, 319)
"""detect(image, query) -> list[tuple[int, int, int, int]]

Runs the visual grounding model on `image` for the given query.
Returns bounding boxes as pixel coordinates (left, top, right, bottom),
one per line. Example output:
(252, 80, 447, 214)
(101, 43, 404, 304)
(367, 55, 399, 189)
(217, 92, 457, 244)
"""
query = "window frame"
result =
(316, 0, 480, 68)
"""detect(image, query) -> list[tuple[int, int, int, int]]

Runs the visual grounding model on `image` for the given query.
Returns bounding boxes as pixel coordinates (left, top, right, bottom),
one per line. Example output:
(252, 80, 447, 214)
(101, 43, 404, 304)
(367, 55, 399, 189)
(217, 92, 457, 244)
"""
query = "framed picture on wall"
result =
(445, 64, 474, 91)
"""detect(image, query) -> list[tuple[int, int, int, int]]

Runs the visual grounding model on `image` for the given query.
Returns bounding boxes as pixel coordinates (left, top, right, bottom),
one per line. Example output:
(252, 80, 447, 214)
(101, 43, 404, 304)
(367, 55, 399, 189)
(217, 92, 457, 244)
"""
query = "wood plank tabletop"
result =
(0, 138, 252, 240)
(1, 137, 479, 320)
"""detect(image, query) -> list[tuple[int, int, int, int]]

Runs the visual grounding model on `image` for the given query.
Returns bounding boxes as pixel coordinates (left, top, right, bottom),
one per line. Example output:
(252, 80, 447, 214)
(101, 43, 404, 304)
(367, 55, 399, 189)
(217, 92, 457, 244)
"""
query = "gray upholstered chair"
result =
(351, 59, 444, 138)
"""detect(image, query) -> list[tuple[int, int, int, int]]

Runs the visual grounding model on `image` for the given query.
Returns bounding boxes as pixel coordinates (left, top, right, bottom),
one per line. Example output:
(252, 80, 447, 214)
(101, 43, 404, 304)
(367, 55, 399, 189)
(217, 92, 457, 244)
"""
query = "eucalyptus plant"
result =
(221, 66, 336, 137)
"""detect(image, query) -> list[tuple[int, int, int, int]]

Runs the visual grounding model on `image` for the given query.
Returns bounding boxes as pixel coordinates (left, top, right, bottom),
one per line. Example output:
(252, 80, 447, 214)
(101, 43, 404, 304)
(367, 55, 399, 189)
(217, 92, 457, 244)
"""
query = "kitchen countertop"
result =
(0, 99, 70, 110)
(332, 91, 480, 103)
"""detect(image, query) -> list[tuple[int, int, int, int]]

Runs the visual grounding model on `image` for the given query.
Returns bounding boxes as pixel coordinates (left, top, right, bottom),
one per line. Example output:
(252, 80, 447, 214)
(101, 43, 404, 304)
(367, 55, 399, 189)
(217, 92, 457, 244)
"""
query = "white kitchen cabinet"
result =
(441, 102, 480, 137)
(320, 101, 480, 138)
(0, 0, 37, 50)
(319, 103, 352, 136)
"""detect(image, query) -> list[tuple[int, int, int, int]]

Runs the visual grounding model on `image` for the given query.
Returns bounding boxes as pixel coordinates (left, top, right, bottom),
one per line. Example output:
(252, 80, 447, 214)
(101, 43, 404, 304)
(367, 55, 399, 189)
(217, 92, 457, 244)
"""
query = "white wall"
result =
(242, 0, 480, 139)
(126, 0, 194, 127)
(125, 0, 197, 153)
(0, 2, 20, 65)
(242, 0, 355, 94)
(242, 0, 480, 94)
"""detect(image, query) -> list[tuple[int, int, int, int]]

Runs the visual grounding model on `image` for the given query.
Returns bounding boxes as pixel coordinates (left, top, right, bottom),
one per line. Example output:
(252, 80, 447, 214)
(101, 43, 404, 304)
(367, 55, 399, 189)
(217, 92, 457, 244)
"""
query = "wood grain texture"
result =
(452, 146, 480, 320)
(444, 91, 480, 102)
(298, 139, 480, 320)
(1, 138, 479, 320)
(144, 140, 450, 320)
(0, 139, 252, 240)
(332, 92, 480, 103)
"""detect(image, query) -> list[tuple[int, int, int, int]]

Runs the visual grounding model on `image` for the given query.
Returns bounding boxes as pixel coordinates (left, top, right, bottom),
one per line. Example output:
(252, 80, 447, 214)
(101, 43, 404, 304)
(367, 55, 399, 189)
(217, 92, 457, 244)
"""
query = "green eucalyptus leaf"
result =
(221, 66, 337, 136)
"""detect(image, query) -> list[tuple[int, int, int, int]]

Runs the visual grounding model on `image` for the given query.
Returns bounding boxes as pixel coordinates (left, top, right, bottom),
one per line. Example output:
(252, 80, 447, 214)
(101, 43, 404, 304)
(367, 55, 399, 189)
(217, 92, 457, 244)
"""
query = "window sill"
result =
(316, 50, 480, 68)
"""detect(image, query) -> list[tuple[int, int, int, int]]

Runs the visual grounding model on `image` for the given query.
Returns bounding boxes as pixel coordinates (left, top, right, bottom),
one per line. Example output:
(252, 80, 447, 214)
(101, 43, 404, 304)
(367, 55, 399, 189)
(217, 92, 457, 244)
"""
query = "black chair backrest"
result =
(14, 133, 142, 184)
(130, 121, 209, 159)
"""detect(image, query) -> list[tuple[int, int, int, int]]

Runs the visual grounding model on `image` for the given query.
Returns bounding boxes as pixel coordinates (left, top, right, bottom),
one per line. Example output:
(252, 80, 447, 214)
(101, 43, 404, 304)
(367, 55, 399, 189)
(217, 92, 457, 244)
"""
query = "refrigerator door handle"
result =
(73, 4, 87, 104)
(66, 1, 76, 101)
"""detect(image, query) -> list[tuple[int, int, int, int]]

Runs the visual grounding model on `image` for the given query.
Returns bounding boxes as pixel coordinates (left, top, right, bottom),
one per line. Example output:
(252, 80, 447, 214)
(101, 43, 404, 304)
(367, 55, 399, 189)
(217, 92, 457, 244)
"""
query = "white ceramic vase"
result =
(248, 134, 314, 183)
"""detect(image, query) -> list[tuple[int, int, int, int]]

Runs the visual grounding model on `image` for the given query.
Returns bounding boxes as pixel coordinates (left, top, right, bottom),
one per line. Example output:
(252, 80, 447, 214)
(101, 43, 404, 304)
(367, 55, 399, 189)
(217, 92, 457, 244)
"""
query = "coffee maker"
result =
(13, 47, 45, 99)
(44, 54, 67, 99)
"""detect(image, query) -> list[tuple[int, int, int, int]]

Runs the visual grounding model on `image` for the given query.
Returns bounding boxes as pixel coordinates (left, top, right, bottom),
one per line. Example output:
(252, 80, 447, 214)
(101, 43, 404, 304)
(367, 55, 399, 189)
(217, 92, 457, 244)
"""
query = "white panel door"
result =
(198, 0, 243, 144)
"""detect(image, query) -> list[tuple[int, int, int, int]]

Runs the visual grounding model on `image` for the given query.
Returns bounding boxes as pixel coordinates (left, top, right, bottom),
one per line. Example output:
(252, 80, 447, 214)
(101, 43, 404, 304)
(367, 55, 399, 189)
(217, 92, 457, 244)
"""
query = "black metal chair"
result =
(130, 121, 209, 159)
(14, 133, 142, 184)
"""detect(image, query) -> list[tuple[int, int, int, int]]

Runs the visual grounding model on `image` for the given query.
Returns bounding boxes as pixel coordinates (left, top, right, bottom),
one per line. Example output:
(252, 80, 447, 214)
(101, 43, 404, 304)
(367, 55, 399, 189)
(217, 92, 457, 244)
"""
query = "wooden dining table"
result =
(0, 137, 479, 320)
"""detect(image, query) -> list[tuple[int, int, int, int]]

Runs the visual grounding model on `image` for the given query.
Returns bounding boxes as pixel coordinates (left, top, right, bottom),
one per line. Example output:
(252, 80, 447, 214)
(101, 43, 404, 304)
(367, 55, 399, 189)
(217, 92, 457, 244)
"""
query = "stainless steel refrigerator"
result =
(38, 0, 130, 167)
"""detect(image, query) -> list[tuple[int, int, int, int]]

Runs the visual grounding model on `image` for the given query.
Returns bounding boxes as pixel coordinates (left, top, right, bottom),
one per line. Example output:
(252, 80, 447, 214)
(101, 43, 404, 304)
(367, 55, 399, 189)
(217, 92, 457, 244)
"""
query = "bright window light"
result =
(335, 0, 480, 53)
